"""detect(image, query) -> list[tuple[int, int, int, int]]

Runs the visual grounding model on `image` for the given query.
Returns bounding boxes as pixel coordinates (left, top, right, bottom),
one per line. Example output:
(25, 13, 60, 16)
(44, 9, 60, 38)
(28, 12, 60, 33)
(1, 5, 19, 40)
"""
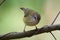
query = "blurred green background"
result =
(0, 0, 60, 40)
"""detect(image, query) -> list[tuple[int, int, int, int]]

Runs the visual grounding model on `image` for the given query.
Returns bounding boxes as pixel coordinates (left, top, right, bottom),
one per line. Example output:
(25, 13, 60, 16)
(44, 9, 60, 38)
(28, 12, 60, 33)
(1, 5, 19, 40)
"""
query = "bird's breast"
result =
(23, 16, 39, 26)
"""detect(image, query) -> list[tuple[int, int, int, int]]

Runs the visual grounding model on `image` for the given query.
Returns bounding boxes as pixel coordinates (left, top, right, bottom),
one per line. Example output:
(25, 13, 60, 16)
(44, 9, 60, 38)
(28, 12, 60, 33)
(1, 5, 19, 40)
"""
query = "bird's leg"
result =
(24, 25, 26, 32)
(35, 25, 38, 30)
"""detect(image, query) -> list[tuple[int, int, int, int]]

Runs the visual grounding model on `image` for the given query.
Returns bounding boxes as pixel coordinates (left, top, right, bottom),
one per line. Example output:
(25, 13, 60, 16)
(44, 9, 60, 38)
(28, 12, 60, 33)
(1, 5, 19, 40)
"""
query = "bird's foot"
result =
(23, 30, 25, 32)
(35, 26, 38, 31)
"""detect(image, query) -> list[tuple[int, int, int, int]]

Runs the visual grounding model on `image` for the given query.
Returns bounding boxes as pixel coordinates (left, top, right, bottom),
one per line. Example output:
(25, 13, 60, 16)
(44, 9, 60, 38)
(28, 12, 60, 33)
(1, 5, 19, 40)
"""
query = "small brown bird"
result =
(20, 7, 41, 32)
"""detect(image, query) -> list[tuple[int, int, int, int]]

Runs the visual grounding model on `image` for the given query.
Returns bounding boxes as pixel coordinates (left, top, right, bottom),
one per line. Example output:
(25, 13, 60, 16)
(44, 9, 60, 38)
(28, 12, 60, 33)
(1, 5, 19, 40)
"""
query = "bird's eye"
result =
(32, 15, 37, 20)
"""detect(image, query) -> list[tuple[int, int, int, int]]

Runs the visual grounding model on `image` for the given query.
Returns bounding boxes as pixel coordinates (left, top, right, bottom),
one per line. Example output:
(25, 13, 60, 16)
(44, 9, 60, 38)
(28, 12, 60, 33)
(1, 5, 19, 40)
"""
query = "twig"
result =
(50, 11, 60, 40)
(0, 0, 6, 6)
(0, 24, 60, 40)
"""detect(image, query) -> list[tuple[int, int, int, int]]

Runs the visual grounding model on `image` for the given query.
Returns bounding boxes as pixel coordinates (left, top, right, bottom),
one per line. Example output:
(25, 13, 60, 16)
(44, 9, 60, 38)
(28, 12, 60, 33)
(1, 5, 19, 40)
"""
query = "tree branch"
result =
(0, 24, 60, 40)
(0, 0, 6, 6)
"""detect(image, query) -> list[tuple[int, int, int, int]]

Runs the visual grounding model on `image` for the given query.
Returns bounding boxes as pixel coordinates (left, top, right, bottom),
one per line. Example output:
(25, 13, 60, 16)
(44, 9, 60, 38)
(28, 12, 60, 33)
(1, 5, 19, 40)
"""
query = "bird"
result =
(20, 7, 41, 32)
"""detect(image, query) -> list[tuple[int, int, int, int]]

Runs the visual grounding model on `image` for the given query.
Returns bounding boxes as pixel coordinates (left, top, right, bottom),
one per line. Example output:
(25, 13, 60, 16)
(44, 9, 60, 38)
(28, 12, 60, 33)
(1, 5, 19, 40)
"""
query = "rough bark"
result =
(0, 24, 60, 40)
